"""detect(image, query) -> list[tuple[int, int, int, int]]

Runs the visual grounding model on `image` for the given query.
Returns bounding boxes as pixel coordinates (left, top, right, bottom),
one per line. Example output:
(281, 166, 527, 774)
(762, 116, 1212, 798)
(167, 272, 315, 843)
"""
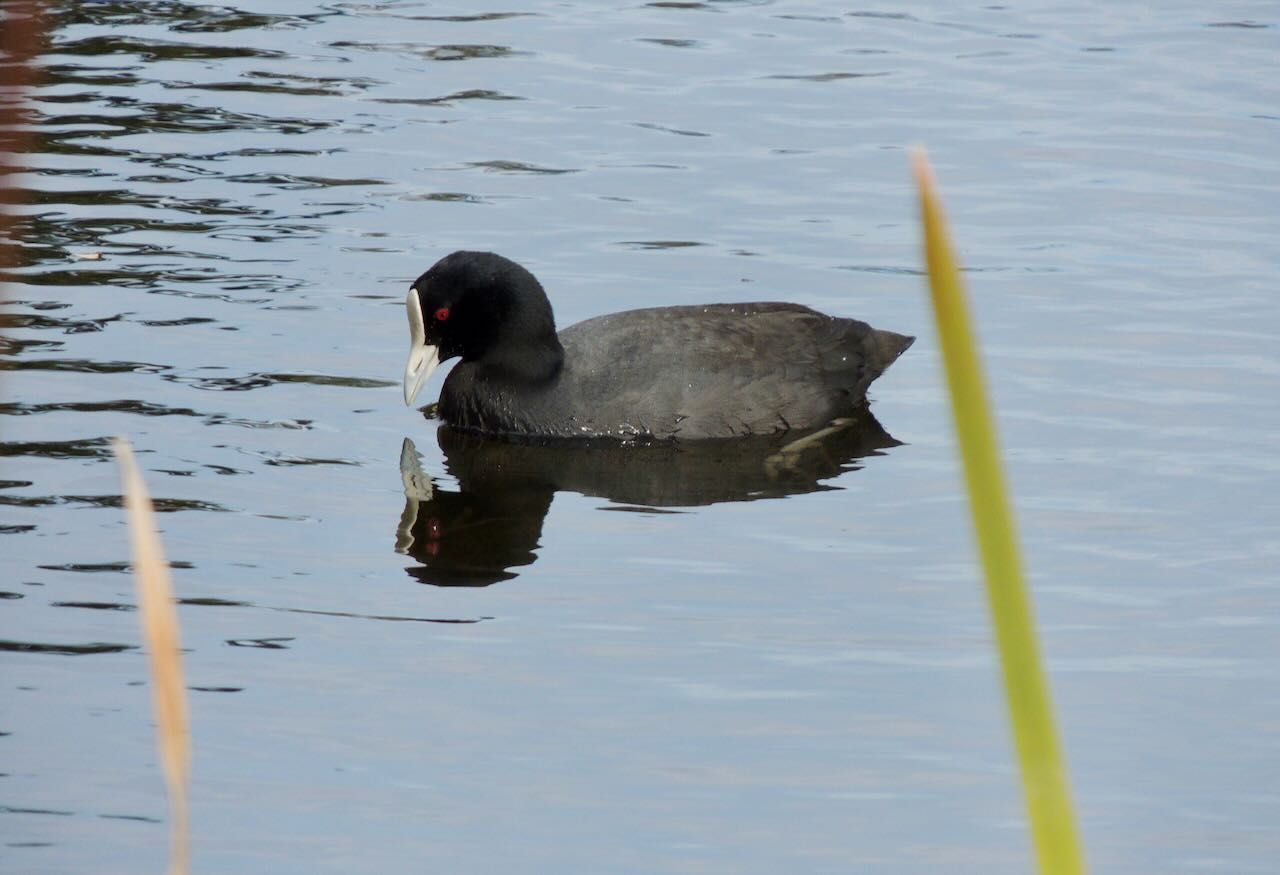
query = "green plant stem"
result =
(911, 149, 1087, 875)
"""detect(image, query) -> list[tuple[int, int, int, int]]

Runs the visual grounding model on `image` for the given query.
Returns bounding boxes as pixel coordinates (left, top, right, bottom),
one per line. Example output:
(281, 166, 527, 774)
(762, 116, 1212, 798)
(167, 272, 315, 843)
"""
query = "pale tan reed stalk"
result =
(113, 437, 190, 875)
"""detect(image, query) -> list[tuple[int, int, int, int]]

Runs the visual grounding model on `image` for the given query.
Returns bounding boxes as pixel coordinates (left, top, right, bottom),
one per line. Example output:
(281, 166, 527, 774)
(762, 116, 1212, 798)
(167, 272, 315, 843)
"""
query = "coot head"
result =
(404, 251, 563, 406)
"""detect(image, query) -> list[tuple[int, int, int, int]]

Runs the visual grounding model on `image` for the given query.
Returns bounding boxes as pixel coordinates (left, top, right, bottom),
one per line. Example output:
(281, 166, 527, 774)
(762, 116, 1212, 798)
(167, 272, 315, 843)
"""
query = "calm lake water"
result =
(3, 2, 1278, 872)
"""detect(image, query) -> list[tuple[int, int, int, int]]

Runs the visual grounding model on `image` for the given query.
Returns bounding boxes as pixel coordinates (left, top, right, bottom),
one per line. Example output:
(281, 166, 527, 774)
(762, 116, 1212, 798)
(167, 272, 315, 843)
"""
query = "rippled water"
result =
(3, 2, 1278, 872)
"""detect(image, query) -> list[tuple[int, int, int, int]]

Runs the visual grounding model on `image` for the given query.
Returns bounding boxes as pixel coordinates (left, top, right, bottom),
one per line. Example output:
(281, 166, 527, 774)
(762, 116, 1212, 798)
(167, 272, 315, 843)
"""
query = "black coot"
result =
(403, 251, 913, 441)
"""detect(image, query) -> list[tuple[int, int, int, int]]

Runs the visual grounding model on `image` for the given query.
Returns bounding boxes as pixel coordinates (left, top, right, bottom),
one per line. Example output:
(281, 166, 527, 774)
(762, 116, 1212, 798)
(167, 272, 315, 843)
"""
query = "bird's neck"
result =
(478, 334, 564, 387)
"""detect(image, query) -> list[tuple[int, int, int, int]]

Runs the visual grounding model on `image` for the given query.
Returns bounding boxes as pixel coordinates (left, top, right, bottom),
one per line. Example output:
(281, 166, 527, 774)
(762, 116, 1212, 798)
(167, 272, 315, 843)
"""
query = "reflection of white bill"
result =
(395, 437, 433, 554)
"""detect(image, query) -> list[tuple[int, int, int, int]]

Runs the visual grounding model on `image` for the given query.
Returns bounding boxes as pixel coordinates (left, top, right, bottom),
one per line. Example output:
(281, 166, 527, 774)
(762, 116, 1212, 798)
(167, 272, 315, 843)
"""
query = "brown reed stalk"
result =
(1, 1, 47, 412)
(0, 1, 44, 271)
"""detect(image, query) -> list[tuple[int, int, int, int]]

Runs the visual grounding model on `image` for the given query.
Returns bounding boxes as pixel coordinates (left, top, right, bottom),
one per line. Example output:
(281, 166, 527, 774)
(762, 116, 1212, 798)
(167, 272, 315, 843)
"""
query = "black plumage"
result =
(404, 251, 912, 441)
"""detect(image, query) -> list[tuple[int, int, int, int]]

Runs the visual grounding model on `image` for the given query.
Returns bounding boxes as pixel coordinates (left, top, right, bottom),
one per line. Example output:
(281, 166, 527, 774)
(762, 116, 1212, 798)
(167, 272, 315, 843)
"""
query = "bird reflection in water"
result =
(395, 409, 900, 587)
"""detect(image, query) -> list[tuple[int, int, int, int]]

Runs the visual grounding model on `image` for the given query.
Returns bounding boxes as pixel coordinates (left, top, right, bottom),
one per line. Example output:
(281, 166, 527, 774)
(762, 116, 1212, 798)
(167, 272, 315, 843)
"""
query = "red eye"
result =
(434, 307, 450, 322)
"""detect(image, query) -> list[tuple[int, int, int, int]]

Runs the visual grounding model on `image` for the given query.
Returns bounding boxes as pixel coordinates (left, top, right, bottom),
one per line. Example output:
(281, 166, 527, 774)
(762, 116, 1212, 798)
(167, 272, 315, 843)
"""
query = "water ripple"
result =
(221, 172, 386, 190)
(0, 399, 200, 417)
(0, 437, 114, 459)
(36, 100, 332, 139)
(56, 2, 325, 33)
(369, 89, 524, 107)
(50, 35, 287, 63)
(39, 559, 194, 572)
(51, 601, 135, 611)
(162, 371, 394, 391)
(169, 72, 381, 97)
(0, 358, 168, 374)
(0, 640, 133, 655)
(3, 494, 228, 513)
(327, 41, 526, 62)
(465, 160, 578, 175)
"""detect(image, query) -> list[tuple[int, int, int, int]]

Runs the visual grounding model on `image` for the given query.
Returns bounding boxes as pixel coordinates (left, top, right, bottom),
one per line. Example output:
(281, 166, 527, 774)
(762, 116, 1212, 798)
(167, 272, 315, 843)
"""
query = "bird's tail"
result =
(870, 329, 915, 375)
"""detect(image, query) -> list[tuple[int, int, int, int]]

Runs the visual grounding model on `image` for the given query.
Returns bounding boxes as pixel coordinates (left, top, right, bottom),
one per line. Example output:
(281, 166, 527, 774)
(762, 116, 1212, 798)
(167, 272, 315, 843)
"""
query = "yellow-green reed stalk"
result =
(910, 149, 1086, 875)
(113, 438, 191, 875)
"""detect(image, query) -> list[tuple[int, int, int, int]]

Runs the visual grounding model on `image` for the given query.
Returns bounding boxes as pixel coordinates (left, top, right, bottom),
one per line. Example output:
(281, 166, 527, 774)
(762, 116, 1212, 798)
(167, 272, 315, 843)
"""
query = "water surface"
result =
(3, 2, 1279, 872)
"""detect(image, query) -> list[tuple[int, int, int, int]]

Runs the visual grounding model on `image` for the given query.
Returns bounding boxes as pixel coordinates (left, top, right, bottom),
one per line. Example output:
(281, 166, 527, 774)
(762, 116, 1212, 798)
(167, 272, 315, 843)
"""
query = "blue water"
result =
(3, 2, 1278, 872)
